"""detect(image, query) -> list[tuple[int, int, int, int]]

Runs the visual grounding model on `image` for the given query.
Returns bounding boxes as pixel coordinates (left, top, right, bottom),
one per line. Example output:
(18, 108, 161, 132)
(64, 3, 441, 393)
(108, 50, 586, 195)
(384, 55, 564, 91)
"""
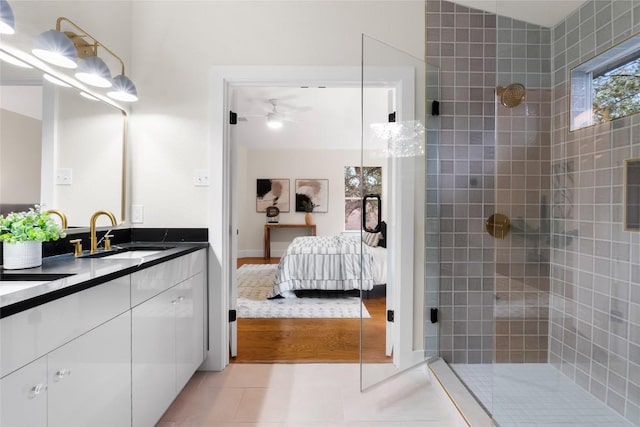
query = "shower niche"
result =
(625, 158, 640, 231)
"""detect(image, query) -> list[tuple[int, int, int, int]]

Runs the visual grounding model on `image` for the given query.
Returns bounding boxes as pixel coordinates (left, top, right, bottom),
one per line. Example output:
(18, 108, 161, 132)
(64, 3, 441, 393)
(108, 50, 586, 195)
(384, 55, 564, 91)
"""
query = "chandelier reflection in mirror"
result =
(32, 17, 138, 102)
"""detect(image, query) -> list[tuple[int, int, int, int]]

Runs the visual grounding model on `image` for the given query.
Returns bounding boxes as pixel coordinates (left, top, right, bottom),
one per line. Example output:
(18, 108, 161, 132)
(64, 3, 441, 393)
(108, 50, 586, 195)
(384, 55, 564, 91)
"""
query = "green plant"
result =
(301, 199, 315, 213)
(0, 207, 66, 243)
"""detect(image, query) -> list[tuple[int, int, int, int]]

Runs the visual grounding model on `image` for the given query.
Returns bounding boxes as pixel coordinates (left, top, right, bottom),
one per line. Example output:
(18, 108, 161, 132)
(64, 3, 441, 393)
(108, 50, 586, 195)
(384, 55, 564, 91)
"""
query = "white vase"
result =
(2, 241, 43, 270)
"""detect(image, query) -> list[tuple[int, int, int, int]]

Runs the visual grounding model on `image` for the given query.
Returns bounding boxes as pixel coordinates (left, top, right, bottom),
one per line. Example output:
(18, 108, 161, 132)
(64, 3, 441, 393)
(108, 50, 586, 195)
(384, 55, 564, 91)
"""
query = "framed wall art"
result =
(295, 179, 328, 213)
(256, 178, 290, 212)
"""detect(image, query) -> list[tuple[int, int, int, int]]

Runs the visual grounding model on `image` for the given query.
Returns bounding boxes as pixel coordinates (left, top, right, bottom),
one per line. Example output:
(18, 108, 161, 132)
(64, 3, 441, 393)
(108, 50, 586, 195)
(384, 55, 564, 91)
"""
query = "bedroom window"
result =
(344, 166, 382, 231)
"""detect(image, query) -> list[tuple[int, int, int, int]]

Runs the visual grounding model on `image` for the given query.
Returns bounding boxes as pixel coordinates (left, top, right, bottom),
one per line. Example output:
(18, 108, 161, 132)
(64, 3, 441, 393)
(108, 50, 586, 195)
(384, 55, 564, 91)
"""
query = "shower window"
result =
(570, 32, 640, 131)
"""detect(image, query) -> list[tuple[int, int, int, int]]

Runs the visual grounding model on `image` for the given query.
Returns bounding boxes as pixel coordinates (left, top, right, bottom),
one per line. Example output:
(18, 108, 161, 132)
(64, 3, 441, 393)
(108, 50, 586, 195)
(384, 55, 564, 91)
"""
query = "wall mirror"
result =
(570, 32, 640, 131)
(625, 158, 640, 231)
(0, 46, 126, 229)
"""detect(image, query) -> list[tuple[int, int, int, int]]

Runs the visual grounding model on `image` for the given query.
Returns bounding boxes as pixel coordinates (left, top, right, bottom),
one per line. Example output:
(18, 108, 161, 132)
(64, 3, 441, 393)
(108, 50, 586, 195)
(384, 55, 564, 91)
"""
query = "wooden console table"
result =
(264, 223, 316, 259)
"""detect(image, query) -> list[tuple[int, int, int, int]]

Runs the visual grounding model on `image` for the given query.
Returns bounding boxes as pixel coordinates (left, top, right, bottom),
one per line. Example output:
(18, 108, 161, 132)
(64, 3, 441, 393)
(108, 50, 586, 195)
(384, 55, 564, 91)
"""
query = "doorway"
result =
(212, 56, 430, 387)
(229, 83, 390, 363)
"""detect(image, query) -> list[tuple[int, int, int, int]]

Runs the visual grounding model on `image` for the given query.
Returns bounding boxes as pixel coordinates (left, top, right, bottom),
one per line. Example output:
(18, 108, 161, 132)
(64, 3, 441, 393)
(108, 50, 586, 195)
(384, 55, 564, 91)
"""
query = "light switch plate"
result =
(56, 168, 72, 185)
(194, 169, 210, 186)
(131, 205, 144, 224)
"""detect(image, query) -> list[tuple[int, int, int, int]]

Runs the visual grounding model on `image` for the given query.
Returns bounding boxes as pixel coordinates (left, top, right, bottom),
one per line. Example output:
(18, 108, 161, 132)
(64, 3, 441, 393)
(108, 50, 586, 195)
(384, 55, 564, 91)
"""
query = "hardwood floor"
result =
(233, 257, 391, 363)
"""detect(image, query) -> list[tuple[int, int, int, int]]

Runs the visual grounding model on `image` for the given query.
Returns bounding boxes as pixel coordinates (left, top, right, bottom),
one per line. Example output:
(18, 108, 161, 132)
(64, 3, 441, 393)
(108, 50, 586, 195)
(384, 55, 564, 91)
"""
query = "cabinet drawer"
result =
(0, 276, 130, 378)
(0, 356, 47, 427)
(131, 249, 206, 307)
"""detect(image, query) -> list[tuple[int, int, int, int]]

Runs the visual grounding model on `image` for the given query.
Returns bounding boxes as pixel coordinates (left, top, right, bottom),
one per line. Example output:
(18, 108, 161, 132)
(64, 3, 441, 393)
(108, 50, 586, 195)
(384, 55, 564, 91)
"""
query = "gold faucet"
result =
(90, 210, 118, 254)
(46, 209, 68, 230)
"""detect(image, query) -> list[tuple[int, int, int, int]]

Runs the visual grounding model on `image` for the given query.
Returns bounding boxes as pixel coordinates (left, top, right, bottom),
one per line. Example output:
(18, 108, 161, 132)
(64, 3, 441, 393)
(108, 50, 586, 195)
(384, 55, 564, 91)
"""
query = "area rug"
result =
(236, 264, 371, 319)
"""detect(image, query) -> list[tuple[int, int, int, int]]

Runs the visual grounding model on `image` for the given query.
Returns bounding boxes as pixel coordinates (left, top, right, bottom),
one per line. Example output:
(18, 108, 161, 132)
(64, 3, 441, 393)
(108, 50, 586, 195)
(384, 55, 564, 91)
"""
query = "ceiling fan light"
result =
(32, 29, 78, 69)
(107, 74, 138, 102)
(75, 56, 112, 88)
(267, 111, 283, 129)
(0, 0, 15, 35)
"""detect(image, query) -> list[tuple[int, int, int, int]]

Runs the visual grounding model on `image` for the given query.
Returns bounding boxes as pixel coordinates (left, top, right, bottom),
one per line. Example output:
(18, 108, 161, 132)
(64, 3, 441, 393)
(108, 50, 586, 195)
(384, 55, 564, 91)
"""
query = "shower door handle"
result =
(362, 194, 381, 233)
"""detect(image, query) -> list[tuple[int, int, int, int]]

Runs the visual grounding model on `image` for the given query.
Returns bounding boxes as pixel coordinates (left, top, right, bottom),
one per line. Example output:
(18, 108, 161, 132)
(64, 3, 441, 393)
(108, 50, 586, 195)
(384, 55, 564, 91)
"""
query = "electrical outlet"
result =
(55, 168, 72, 185)
(194, 169, 210, 186)
(131, 205, 144, 224)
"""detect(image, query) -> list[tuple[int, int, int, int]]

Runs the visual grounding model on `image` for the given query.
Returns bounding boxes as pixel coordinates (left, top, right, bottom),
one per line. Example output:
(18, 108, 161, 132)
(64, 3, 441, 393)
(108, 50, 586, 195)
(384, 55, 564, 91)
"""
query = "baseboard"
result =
(238, 249, 285, 258)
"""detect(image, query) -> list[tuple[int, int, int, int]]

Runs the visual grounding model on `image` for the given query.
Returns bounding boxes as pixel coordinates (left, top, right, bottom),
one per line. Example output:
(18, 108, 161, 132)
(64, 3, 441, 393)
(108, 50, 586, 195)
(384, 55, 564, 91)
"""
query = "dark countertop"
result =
(0, 242, 208, 319)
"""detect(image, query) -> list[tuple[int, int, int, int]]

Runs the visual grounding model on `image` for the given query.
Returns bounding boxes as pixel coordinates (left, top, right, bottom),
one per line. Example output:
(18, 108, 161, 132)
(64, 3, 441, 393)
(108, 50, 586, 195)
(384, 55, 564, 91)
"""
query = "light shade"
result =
(267, 112, 283, 129)
(0, 0, 15, 35)
(75, 56, 112, 88)
(107, 74, 138, 102)
(32, 30, 78, 69)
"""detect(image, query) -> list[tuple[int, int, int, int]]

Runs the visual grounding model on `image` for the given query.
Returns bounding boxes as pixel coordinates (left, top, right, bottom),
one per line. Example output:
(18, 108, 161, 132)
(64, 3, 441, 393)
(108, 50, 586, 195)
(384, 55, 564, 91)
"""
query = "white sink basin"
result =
(100, 250, 161, 260)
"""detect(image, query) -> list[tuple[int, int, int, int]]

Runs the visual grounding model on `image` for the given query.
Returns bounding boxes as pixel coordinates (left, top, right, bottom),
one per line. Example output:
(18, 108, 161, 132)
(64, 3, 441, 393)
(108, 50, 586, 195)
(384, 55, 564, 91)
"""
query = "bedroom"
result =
(229, 84, 391, 363)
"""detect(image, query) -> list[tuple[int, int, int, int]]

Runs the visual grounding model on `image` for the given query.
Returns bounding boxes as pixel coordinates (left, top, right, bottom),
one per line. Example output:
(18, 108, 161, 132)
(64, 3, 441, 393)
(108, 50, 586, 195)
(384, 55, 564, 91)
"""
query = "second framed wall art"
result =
(295, 179, 328, 213)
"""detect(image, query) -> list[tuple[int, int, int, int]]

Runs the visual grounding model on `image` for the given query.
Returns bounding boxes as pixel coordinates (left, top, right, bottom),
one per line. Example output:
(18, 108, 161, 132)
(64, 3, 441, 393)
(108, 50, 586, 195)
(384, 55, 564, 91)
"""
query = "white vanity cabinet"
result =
(0, 247, 207, 427)
(132, 250, 206, 427)
(0, 283, 131, 427)
(0, 356, 48, 427)
(48, 311, 131, 427)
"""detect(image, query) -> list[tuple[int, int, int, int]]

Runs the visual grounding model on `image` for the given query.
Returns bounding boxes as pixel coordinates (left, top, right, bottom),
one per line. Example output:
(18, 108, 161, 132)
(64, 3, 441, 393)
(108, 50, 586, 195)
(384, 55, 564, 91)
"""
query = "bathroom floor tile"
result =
(158, 363, 465, 427)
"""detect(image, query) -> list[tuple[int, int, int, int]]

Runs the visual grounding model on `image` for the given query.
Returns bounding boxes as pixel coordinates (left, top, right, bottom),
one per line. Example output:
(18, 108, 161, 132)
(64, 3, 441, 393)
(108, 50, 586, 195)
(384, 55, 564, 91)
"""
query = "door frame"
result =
(206, 65, 423, 371)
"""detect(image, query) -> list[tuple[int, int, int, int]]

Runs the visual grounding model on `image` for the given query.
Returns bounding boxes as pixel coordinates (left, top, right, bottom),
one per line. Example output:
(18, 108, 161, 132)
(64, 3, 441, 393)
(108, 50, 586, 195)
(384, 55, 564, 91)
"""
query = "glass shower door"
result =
(360, 34, 431, 389)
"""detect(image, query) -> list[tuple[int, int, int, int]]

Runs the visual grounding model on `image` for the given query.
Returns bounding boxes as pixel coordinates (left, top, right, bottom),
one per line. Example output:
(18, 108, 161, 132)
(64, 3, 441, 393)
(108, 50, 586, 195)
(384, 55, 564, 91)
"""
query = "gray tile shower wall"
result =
(427, 0, 498, 365)
(550, 0, 640, 423)
(426, 0, 552, 365)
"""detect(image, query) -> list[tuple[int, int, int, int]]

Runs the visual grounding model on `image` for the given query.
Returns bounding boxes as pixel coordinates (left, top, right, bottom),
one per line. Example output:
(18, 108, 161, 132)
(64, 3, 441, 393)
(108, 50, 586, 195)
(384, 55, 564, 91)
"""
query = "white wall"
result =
(129, 1, 424, 228)
(237, 149, 385, 257)
(130, 1, 425, 370)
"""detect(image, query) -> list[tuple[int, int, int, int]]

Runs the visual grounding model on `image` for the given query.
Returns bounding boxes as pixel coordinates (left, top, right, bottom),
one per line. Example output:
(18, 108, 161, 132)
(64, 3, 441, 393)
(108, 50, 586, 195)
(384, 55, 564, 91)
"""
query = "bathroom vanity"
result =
(0, 242, 208, 427)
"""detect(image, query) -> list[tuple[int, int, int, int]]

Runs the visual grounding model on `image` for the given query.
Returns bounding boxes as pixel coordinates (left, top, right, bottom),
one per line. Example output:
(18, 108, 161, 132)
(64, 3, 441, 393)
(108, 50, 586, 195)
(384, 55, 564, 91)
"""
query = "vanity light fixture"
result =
(32, 17, 138, 101)
(76, 56, 112, 88)
(0, 0, 15, 35)
(32, 29, 78, 69)
(107, 74, 138, 102)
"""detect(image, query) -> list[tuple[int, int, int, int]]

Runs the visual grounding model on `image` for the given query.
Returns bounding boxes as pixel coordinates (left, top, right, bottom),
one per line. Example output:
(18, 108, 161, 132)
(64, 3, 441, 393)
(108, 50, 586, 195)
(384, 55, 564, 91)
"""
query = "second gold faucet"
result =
(90, 210, 118, 254)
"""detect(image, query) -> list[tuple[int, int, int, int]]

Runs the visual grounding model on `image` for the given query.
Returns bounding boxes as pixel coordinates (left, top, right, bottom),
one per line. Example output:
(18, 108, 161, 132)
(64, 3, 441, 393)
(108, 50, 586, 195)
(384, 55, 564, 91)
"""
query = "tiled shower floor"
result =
(451, 363, 634, 427)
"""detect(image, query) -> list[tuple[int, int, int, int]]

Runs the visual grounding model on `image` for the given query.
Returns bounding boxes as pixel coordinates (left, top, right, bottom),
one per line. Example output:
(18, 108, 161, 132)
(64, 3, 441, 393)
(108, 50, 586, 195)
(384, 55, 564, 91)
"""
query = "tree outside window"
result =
(592, 55, 640, 124)
(344, 166, 382, 231)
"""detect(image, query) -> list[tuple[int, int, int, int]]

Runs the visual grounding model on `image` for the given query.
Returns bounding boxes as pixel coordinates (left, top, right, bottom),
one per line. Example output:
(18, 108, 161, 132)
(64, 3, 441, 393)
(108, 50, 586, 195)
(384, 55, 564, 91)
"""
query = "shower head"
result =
(497, 83, 526, 108)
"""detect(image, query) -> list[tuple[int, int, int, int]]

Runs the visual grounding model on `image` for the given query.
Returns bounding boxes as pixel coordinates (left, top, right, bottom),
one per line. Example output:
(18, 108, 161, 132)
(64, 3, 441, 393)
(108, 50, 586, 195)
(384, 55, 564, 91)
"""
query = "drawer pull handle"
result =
(56, 368, 71, 379)
(30, 384, 47, 398)
(171, 296, 185, 304)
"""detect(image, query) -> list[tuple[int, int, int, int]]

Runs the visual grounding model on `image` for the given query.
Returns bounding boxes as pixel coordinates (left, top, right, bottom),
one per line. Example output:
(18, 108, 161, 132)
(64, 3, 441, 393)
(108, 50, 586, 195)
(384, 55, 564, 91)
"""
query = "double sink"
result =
(0, 245, 174, 296)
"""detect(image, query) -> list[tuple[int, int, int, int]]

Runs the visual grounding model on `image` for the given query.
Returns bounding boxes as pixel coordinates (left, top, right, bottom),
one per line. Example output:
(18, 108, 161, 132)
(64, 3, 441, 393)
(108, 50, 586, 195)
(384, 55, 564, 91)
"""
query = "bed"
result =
(269, 227, 387, 298)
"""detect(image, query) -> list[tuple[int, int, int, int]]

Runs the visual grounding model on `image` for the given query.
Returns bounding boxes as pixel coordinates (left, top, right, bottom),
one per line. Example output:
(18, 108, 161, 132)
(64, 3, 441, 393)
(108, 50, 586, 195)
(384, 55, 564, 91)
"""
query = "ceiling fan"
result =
(236, 98, 309, 128)
(265, 99, 285, 129)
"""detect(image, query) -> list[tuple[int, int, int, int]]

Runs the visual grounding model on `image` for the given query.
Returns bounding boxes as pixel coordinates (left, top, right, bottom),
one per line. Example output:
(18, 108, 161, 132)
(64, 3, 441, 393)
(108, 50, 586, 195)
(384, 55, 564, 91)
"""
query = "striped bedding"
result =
(270, 235, 379, 297)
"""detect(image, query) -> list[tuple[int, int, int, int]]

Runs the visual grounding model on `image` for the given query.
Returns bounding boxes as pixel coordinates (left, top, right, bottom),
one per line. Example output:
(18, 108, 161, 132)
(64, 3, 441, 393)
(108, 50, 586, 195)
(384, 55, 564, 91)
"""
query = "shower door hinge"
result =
(230, 111, 238, 125)
(430, 308, 438, 324)
(387, 310, 394, 322)
(229, 309, 237, 322)
(388, 111, 396, 123)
